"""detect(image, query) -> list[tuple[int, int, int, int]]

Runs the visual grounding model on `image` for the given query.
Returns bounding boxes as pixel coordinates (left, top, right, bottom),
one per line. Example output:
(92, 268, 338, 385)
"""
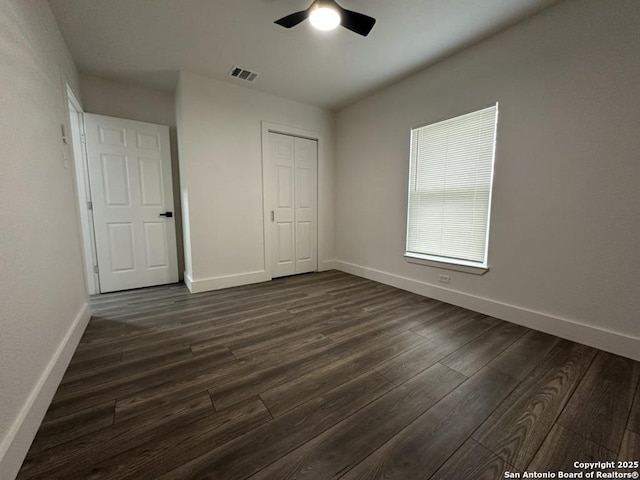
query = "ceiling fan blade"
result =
(274, 10, 309, 29)
(339, 8, 376, 36)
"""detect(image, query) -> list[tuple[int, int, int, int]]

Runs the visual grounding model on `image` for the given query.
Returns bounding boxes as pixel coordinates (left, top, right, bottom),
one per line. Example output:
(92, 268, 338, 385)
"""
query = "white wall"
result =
(0, 1, 89, 478)
(80, 74, 175, 125)
(176, 71, 335, 292)
(79, 74, 185, 279)
(334, 0, 640, 360)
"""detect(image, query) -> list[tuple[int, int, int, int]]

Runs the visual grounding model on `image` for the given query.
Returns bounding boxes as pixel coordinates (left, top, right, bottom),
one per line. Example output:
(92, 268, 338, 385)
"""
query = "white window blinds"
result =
(406, 104, 498, 268)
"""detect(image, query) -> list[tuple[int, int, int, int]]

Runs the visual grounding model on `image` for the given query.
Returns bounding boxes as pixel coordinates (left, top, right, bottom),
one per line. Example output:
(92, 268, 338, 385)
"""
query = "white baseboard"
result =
(186, 270, 271, 293)
(333, 260, 640, 362)
(184, 271, 194, 291)
(185, 260, 339, 293)
(0, 302, 92, 480)
(319, 259, 339, 272)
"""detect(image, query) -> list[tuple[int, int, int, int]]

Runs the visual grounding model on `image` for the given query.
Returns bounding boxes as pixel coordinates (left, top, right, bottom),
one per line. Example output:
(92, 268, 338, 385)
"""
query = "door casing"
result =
(66, 85, 100, 294)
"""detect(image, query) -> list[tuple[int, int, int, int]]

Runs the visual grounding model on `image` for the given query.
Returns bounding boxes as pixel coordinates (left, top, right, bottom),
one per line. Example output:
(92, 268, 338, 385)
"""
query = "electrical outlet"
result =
(438, 274, 451, 284)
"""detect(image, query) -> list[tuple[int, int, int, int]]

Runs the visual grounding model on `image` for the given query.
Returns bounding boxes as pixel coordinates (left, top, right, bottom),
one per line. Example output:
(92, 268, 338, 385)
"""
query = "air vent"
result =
(229, 66, 260, 83)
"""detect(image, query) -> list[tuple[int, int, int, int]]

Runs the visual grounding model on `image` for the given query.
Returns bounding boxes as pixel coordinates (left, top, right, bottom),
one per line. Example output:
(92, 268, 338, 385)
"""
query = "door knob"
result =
(159, 212, 173, 218)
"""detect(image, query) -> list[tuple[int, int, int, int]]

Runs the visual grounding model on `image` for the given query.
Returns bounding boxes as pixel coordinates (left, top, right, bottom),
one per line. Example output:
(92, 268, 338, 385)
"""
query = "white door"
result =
(268, 132, 318, 278)
(84, 114, 179, 293)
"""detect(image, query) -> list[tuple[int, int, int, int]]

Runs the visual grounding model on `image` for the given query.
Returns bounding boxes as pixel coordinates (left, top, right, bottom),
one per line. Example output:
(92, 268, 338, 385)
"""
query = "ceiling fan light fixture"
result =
(274, 0, 375, 37)
(309, 6, 341, 31)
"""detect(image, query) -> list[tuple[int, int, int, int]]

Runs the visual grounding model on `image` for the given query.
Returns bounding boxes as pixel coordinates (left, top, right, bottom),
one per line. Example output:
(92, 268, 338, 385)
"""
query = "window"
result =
(405, 103, 498, 273)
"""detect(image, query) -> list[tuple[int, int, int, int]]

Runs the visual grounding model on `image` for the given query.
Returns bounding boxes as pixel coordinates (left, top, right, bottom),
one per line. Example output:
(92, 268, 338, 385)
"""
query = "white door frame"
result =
(261, 121, 322, 280)
(66, 85, 100, 294)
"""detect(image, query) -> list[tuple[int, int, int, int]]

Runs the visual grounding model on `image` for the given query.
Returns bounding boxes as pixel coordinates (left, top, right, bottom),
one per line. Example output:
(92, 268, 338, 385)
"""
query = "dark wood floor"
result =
(17, 271, 640, 479)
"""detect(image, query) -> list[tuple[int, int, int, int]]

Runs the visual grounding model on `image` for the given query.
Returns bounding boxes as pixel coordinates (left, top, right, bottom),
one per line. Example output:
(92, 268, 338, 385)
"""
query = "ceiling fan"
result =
(274, 0, 376, 37)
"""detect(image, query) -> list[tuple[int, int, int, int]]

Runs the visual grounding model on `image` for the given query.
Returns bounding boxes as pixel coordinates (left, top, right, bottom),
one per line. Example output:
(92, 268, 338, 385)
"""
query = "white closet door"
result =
(85, 114, 179, 292)
(293, 137, 318, 274)
(268, 132, 318, 278)
(269, 133, 296, 278)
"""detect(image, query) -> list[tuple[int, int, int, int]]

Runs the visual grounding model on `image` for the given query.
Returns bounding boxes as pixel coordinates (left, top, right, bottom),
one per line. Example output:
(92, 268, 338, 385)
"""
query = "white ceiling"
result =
(48, 0, 562, 110)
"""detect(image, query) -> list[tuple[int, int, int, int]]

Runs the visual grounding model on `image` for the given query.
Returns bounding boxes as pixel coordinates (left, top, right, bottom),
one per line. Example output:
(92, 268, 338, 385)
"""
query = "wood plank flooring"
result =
(17, 271, 640, 479)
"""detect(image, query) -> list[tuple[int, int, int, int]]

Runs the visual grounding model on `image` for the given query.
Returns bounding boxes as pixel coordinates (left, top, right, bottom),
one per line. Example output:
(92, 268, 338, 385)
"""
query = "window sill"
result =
(404, 254, 489, 275)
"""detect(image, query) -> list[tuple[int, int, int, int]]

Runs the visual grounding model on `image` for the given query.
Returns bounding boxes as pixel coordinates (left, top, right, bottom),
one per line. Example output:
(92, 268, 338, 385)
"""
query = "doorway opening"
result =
(66, 89, 179, 293)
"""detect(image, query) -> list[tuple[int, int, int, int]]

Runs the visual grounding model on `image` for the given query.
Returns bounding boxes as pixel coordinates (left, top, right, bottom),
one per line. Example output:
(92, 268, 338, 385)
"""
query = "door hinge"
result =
(80, 133, 86, 144)
(93, 265, 99, 274)
(87, 201, 93, 211)
(271, 210, 275, 222)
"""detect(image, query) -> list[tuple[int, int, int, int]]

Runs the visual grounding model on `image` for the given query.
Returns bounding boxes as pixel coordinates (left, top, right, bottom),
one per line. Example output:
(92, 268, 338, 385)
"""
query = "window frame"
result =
(404, 103, 499, 275)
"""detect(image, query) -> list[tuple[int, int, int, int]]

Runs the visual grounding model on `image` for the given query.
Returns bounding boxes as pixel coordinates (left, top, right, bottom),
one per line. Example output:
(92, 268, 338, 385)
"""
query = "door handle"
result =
(159, 212, 173, 218)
